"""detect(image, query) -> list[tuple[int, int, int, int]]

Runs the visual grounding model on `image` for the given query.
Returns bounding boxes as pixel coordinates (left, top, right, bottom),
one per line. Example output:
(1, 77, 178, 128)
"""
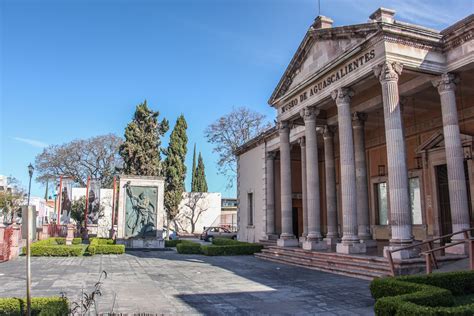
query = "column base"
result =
(445, 242, 468, 255)
(261, 233, 278, 241)
(383, 245, 419, 259)
(299, 236, 306, 243)
(324, 237, 339, 246)
(360, 238, 378, 248)
(277, 237, 299, 247)
(336, 242, 366, 254)
(303, 240, 327, 250)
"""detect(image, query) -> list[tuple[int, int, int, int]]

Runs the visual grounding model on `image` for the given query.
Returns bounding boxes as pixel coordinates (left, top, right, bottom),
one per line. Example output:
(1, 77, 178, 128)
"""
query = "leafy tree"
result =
(119, 100, 169, 176)
(35, 134, 122, 188)
(163, 115, 188, 238)
(0, 177, 25, 224)
(191, 144, 197, 191)
(204, 106, 271, 188)
(194, 152, 208, 192)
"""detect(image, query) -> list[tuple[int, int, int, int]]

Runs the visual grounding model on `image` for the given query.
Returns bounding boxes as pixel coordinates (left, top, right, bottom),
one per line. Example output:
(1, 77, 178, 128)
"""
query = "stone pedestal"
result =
(337, 242, 366, 254)
(277, 237, 299, 247)
(303, 240, 327, 250)
(41, 224, 49, 240)
(383, 245, 419, 260)
(324, 237, 339, 246)
(66, 224, 75, 245)
(116, 176, 165, 249)
(360, 239, 378, 248)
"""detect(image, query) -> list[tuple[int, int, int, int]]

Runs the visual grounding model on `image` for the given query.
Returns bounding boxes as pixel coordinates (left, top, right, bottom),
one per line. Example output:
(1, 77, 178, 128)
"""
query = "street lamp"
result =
(26, 163, 34, 316)
(27, 163, 34, 206)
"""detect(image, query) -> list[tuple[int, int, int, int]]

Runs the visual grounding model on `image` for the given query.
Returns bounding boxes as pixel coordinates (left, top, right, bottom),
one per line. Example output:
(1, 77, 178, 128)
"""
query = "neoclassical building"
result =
(236, 8, 474, 258)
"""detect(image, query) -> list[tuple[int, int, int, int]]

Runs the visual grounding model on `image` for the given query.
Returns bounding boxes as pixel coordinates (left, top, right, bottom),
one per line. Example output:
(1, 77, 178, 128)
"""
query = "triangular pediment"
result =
(416, 130, 473, 153)
(269, 22, 379, 104)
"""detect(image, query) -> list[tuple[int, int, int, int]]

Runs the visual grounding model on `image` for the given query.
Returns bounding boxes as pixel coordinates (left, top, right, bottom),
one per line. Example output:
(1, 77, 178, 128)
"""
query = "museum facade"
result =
(236, 8, 474, 256)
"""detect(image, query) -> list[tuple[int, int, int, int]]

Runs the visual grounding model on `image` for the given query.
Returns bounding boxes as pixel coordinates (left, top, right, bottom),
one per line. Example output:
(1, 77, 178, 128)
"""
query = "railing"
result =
(387, 228, 474, 276)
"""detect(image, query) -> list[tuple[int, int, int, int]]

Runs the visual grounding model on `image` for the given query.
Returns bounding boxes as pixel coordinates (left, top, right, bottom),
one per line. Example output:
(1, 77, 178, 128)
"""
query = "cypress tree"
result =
(191, 144, 197, 192)
(195, 152, 208, 192)
(163, 115, 188, 233)
(119, 100, 169, 176)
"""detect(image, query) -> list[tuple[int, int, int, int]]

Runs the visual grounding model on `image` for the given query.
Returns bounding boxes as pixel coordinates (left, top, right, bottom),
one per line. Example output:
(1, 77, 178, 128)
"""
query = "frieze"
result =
(281, 49, 376, 113)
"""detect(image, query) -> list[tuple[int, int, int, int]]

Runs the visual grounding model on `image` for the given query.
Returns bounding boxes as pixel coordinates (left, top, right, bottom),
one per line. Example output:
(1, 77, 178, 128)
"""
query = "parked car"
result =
(200, 226, 237, 242)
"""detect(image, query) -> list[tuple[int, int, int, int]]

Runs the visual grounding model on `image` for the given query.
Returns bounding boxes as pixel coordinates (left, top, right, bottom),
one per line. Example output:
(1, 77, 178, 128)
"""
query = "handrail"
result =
(386, 228, 474, 276)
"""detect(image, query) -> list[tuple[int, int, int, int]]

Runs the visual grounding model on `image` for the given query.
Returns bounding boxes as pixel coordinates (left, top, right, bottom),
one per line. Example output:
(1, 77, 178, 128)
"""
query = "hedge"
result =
(201, 244, 263, 256)
(87, 238, 124, 255)
(22, 238, 86, 257)
(370, 271, 474, 315)
(176, 241, 202, 254)
(0, 297, 68, 315)
(165, 240, 182, 247)
(211, 238, 241, 246)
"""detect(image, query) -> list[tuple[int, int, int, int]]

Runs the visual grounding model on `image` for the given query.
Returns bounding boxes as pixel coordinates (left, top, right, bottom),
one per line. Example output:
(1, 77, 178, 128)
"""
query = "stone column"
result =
(301, 106, 327, 250)
(352, 112, 376, 247)
(433, 73, 471, 254)
(277, 121, 298, 247)
(265, 151, 277, 240)
(332, 88, 366, 254)
(299, 137, 308, 242)
(322, 125, 339, 246)
(374, 61, 415, 259)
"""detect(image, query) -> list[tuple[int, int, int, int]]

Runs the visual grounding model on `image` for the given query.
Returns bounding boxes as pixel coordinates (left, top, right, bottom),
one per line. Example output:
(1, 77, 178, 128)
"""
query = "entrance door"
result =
(292, 207, 299, 237)
(436, 164, 452, 240)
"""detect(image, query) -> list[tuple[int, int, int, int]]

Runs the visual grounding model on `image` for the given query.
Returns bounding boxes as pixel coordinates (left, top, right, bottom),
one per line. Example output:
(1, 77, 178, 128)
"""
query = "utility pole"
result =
(26, 163, 34, 316)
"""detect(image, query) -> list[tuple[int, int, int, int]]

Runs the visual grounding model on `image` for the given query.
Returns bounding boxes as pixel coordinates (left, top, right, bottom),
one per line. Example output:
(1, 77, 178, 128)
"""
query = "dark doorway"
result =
(436, 164, 452, 241)
(292, 207, 299, 237)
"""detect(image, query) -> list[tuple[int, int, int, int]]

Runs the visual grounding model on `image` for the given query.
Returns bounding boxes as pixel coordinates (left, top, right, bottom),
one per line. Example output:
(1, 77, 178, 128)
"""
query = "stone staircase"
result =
(255, 245, 392, 280)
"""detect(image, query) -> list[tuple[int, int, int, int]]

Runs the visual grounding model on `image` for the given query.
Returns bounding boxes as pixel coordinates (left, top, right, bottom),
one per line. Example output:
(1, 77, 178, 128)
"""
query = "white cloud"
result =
(13, 137, 48, 148)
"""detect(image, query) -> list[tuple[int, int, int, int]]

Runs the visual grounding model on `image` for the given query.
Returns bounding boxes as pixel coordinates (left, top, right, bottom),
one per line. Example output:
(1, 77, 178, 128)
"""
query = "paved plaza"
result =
(0, 251, 374, 315)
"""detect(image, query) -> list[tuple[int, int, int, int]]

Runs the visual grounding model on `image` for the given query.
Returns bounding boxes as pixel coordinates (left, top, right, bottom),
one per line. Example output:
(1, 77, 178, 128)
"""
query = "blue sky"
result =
(1, 0, 472, 198)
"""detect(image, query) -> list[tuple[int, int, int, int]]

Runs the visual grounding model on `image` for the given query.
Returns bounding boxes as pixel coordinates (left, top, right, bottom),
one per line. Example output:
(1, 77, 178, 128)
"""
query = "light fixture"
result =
(378, 165, 386, 177)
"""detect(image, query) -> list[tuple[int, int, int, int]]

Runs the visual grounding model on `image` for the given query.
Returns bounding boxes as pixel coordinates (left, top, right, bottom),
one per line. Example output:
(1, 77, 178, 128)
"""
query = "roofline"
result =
(234, 126, 277, 156)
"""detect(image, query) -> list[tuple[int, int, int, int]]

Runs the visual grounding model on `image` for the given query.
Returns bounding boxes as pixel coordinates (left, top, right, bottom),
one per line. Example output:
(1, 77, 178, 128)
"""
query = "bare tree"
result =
(179, 192, 210, 234)
(204, 107, 271, 187)
(35, 134, 123, 188)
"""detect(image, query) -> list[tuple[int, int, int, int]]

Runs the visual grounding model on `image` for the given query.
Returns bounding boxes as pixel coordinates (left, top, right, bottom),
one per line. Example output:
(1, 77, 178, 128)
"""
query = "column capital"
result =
(322, 125, 336, 138)
(300, 106, 319, 122)
(373, 61, 403, 83)
(298, 136, 306, 147)
(278, 120, 290, 133)
(331, 88, 354, 105)
(432, 73, 459, 94)
(352, 112, 368, 128)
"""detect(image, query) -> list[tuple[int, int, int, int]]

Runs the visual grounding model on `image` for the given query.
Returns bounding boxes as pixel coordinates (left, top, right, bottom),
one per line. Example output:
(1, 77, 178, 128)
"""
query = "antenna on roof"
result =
(318, 0, 321, 15)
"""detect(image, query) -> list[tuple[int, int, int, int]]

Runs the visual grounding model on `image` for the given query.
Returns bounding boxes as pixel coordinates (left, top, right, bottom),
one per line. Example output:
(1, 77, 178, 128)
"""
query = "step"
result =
(265, 245, 388, 265)
(255, 252, 385, 280)
(260, 248, 391, 274)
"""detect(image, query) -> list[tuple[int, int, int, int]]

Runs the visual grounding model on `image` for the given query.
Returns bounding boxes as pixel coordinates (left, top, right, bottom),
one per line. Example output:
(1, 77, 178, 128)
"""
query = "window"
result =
(409, 177, 422, 225)
(247, 192, 254, 226)
(376, 182, 388, 225)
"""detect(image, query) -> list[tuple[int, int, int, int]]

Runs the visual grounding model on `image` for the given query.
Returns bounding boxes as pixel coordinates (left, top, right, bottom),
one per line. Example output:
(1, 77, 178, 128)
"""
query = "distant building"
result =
(221, 198, 237, 231)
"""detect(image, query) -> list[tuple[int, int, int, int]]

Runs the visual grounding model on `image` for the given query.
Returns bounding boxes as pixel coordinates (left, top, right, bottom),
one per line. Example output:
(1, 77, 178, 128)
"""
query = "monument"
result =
(116, 176, 165, 249)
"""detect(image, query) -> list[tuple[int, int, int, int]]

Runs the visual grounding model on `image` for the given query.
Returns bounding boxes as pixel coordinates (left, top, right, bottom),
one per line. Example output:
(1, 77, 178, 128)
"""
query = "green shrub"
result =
(53, 237, 82, 245)
(0, 297, 68, 316)
(201, 243, 263, 256)
(176, 241, 202, 254)
(371, 271, 474, 315)
(30, 245, 85, 257)
(165, 240, 182, 247)
(211, 238, 241, 245)
(89, 237, 114, 245)
(88, 244, 125, 255)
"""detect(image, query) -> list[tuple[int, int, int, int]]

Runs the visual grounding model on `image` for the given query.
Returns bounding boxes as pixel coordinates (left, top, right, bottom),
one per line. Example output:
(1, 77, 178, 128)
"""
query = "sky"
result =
(1, 0, 472, 198)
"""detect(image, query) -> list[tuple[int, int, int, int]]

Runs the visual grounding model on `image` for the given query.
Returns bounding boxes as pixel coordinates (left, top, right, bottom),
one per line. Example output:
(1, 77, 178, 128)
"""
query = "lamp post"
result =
(26, 163, 34, 316)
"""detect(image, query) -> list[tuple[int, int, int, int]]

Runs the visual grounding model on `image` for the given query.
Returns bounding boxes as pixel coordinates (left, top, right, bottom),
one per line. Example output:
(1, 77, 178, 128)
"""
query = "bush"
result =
(88, 244, 125, 255)
(22, 238, 86, 257)
(211, 238, 241, 245)
(176, 241, 202, 254)
(370, 271, 474, 315)
(89, 237, 114, 245)
(201, 243, 263, 256)
(165, 240, 182, 247)
(88, 238, 124, 255)
(0, 297, 68, 316)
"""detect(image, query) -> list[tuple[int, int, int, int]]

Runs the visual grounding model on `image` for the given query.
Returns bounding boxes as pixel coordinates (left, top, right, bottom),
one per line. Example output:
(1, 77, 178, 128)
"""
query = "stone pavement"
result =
(0, 250, 374, 315)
